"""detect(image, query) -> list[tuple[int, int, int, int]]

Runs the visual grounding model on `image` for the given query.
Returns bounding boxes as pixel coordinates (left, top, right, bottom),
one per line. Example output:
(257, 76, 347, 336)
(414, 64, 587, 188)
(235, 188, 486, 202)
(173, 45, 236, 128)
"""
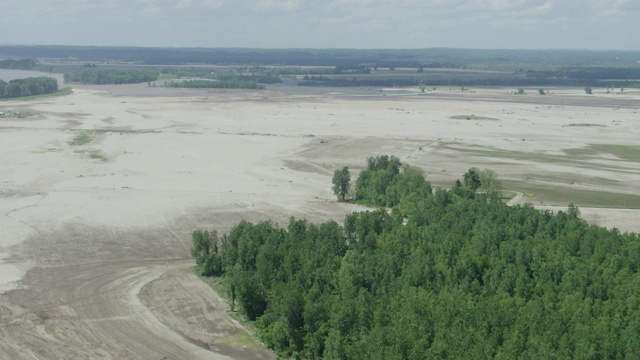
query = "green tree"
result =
(191, 230, 225, 276)
(419, 83, 426, 93)
(0, 77, 58, 99)
(332, 166, 351, 201)
(191, 230, 216, 260)
(479, 168, 502, 195)
(463, 167, 482, 190)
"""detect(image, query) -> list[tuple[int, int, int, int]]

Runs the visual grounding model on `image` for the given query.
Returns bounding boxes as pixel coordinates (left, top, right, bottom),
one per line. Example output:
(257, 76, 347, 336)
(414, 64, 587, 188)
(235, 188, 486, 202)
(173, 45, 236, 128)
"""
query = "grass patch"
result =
(439, 143, 637, 170)
(68, 130, 94, 146)
(196, 272, 268, 352)
(450, 114, 499, 121)
(88, 150, 107, 161)
(0, 111, 36, 118)
(564, 144, 640, 162)
(504, 181, 640, 209)
(74, 148, 107, 161)
(33, 147, 63, 154)
(499, 191, 517, 201)
(564, 123, 606, 127)
(439, 143, 569, 164)
(158, 73, 176, 80)
(217, 331, 264, 350)
(45, 325, 56, 336)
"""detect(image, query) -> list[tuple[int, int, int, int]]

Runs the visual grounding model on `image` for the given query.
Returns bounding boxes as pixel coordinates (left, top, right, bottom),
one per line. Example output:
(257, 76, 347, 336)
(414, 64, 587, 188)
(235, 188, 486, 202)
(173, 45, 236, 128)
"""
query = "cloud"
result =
(526, 1, 554, 15)
(471, 0, 528, 10)
(255, 0, 299, 11)
(0, 0, 638, 49)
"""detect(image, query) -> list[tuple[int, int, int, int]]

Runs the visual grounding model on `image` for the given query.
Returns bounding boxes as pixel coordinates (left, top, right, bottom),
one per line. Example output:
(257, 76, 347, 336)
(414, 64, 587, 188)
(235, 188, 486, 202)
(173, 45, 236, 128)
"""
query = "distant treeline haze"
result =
(3, 46, 640, 88)
(0, 77, 58, 99)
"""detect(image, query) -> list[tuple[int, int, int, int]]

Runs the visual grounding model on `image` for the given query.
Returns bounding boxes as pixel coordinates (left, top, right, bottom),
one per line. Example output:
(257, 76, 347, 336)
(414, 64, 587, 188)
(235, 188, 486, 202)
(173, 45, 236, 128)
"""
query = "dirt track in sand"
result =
(1, 83, 639, 359)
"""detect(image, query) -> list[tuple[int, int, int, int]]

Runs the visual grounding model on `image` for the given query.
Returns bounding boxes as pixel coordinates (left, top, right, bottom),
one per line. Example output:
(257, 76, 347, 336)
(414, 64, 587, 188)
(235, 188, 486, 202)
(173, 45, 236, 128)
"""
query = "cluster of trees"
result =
(63, 68, 159, 84)
(0, 58, 36, 70)
(191, 230, 223, 277)
(194, 156, 640, 358)
(451, 166, 502, 198)
(165, 79, 264, 89)
(332, 155, 433, 207)
(0, 77, 58, 99)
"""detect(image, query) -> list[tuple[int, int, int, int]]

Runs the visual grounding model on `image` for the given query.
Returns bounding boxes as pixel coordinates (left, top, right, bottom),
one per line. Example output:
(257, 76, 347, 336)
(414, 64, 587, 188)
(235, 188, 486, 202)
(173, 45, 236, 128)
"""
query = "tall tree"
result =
(479, 168, 502, 195)
(332, 166, 351, 201)
(463, 167, 482, 190)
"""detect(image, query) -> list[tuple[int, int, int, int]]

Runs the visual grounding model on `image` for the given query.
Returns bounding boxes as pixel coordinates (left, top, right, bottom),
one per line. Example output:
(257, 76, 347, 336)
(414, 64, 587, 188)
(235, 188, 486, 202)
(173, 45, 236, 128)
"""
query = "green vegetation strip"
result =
(68, 130, 95, 146)
(198, 275, 266, 350)
(440, 143, 569, 164)
(64, 67, 159, 85)
(504, 181, 640, 209)
(439, 143, 639, 167)
(32, 148, 63, 154)
(0, 87, 70, 102)
(88, 150, 107, 161)
(450, 114, 499, 121)
(0, 77, 59, 99)
(564, 144, 640, 162)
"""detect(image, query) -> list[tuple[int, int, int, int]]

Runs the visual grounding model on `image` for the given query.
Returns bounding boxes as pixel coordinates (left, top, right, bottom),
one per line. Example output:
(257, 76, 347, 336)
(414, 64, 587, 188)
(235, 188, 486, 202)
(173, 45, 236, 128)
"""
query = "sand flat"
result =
(1, 86, 639, 358)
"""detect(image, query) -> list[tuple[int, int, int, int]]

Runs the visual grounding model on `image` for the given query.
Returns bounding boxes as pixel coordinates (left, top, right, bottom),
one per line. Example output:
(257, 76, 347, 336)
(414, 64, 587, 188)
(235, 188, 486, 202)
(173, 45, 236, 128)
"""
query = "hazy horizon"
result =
(1, 0, 639, 51)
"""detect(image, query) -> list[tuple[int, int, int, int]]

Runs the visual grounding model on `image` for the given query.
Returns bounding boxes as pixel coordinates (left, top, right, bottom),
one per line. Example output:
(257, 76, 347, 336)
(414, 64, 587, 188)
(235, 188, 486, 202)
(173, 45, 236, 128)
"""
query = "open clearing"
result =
(1, 82, 639, 359)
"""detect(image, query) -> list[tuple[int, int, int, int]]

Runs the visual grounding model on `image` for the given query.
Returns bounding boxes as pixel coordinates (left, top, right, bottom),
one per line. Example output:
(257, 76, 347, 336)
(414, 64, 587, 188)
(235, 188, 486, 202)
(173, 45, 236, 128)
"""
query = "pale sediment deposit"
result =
(1, 85, 639, 358)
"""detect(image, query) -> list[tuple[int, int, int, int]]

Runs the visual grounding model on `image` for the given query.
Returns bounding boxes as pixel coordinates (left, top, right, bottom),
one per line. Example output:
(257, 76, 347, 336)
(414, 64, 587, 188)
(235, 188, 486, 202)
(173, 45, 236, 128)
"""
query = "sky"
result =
(1, 0, 638, 50)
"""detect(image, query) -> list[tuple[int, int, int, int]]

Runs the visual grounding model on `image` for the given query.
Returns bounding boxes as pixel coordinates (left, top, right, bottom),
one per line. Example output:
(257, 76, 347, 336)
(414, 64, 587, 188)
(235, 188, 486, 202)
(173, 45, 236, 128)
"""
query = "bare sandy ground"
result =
(1, 84, 639, 359)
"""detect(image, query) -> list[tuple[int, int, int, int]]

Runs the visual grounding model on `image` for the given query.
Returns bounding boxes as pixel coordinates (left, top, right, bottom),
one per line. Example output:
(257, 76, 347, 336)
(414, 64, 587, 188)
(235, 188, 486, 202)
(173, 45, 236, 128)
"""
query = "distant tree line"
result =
(249, 66, 371, 76)
(193, 156, 640, 358)
(527, 66, 640, 81)
(299, 76, 615, 88)
(165, 79, 264, 89)
(4, 45, 639, 68)
(0, 77, 58, 98)
(0, 58, 36, 70)
(214, 72, 281, 84)
(63, 68, 159, 84)
(160, 68, 282, 84)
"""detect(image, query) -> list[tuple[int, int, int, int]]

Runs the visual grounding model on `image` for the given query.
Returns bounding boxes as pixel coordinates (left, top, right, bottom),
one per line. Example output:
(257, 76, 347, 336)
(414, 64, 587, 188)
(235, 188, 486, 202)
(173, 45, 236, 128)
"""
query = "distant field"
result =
(436, 141, 640, 209)
(504, 181, 640, 209)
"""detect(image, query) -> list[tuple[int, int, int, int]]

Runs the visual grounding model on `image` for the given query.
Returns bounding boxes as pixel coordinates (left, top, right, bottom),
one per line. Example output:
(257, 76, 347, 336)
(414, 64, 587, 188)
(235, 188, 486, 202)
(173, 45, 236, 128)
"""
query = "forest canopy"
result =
(195, 157, 640, 359)
(0, 77, 58, 99)
(0, 58, 36, 70)
(63, 68, 159, 84)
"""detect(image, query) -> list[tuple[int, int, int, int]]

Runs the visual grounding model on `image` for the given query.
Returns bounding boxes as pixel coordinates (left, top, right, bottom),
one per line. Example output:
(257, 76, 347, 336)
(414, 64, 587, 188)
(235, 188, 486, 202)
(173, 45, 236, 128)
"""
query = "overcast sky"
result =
(1, 0, 638, 50)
